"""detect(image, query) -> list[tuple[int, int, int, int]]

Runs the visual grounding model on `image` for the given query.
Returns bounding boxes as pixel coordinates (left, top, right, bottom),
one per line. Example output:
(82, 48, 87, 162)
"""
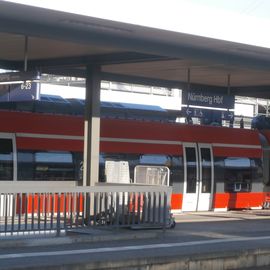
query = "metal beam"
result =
(0, 60, 18, 70)
(0, 52, 172, 71)
(41, 70, 270, 97)
(232, 86, 270, 98)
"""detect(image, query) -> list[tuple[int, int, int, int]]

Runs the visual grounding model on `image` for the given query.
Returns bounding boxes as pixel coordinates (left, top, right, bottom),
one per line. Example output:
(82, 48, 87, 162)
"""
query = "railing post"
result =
(4, 194, 8, 234)
(37, 193, 41, 231)
(137, 193, 141, 225)
(11, 193, 15, 234)
(44, 193, 48, 231)
(86, 192, 91, 226)
(56, 193, 61, 237)
(163, 192, 167, 232)
(31, 193, 34, 231)
(116, 193, 120, 227)
(121, 192, 125, 225)
(63, 193, 67, 229)
(24, 193, 28, 231)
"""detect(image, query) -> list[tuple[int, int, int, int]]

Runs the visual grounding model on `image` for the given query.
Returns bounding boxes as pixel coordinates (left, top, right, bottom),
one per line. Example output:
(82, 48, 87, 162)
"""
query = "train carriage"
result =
(0, 103, 269, 212)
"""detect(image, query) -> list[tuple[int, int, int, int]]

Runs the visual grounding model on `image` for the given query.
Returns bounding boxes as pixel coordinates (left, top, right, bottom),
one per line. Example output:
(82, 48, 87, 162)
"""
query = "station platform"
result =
(1, 210, 270, 269)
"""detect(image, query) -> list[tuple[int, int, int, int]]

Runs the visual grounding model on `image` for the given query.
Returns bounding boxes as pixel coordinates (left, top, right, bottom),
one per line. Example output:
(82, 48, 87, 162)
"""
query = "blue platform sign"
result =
(0, 71, 40, 102)
(182, 90, 234, 109)
(0, 82, 38, 102)
(183, 107, 234, 120)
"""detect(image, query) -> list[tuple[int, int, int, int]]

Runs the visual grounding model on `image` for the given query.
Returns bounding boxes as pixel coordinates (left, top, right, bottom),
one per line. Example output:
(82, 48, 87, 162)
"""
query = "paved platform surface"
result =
(1, 210, 270, 269)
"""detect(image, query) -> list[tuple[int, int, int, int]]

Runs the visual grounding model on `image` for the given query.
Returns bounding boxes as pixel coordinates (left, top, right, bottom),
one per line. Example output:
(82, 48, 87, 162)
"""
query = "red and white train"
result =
(0, 102, 269, 212)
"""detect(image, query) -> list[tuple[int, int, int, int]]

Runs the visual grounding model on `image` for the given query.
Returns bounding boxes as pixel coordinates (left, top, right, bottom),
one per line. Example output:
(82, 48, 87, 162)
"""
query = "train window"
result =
(99, 153, 183, 186)
(200, 148, 212, 193)
(224, 157, 252, 192)
(185, 147, 197, 193)
(73, 152, 83, 182)
(140, 155, 168, 165)
(105, 160, 130, 184)
(99, 153, 140, 183)
(169, 156, 184, 186)
(134, 165, 170, 185)
(0, 138, 13, 180)
(18, 151, 75, 181)
(139, 154, 183, 186)
(35, 152, 73, 163)
(251, 158, 263, 180)
(17, 152, 34, 180)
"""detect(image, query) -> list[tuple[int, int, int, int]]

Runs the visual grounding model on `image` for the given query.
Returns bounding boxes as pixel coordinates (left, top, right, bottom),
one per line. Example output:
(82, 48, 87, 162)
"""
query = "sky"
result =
(5, 0, 270, 48)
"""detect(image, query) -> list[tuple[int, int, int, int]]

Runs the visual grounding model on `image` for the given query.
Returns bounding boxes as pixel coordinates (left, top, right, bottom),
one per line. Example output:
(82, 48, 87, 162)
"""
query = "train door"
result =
(182, 143, 214, 211)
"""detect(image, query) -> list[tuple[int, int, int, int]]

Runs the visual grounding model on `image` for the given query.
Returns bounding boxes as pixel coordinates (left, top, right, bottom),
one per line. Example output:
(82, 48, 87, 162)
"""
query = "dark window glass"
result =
(140, 155, 168, 165)
(224, 157, 252, 192)
(73, 152, 83, 182)
(252, 158, 263, 181)
(18, 151, 75, 181)
(0, 138, 13, 180)
(17, 152, 34, 180)
(170, 156, 183, 185)
(99, 153, 183, 186)
(214, 158, 225, 184)
(214, 157, 262, 192)
(200, 148, 212, 193)
(185, 147, 197, 193)
(99, 153, 140, 183)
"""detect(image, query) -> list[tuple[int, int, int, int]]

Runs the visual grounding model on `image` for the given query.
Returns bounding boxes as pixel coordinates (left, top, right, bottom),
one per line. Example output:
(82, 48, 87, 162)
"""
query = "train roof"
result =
(0, 95, 179, 121)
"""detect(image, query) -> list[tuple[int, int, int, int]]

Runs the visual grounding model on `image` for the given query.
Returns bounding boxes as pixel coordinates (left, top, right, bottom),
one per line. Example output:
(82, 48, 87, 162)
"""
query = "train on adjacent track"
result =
(0, 99, 270, 212)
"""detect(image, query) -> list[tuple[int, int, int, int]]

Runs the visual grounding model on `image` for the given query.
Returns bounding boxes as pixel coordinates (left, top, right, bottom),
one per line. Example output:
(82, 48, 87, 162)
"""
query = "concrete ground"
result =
(1, 210, 270, 269)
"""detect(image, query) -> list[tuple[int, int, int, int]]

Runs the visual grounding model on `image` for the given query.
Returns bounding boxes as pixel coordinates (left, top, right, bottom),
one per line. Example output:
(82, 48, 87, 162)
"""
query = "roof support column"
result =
(227, 74, 231, 95)
(187, 68, 191, 92)
(83, 65, 101, 187)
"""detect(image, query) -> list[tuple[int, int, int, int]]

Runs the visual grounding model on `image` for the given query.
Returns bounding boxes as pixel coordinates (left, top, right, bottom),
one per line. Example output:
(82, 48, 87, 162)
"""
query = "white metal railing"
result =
(134, 166, 170, 186)
(0, 185, 172, 237)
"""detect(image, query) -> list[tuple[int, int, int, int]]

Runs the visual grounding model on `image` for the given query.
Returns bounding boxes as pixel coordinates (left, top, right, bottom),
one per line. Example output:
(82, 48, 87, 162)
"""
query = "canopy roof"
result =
(1, 1, 270, 97)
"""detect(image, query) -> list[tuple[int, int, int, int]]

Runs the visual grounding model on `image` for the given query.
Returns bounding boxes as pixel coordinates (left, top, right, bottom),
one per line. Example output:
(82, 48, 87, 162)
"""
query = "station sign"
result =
(0, 72, 40, 102)
(182, 90, 234, 109)
(0, 82, 38, 101)
(183, 107, 234, 122)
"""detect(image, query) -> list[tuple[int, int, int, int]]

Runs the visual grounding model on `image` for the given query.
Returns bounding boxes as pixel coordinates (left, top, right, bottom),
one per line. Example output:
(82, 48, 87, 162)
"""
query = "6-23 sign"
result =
(20, 81, 32, 90)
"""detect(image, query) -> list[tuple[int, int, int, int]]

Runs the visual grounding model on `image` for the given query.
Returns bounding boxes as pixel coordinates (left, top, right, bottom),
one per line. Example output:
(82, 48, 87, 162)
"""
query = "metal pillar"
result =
(83, 65, 101, 187)
(187, 68, 190, 92)
(24, 36, 28, 72)
(227, 74, 231, 95)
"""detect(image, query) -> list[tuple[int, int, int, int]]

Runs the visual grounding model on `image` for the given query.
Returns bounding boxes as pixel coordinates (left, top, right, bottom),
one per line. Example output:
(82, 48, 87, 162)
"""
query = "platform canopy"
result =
(0, 1, 270, 98)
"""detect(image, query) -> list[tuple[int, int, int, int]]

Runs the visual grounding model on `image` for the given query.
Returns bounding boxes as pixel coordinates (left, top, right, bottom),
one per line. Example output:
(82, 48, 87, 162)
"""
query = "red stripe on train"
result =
(171, 194, 182, 210)
(0, 111, 83, 136)
(17, 137, 183, 155)
(101, 141, 182, 155)
(213, 147, 262, 158)
(171, 192, 266, 210)
(0, 111, 261, 149)
(102, 118, 261, 146)
(213, 192, 265, 209)
(17, 137, 83, 152)
(18, 192, 267, 213)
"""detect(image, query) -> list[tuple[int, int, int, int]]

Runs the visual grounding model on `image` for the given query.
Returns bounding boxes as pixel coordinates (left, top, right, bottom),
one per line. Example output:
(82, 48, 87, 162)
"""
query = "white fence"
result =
(0, 185, 172, 237)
